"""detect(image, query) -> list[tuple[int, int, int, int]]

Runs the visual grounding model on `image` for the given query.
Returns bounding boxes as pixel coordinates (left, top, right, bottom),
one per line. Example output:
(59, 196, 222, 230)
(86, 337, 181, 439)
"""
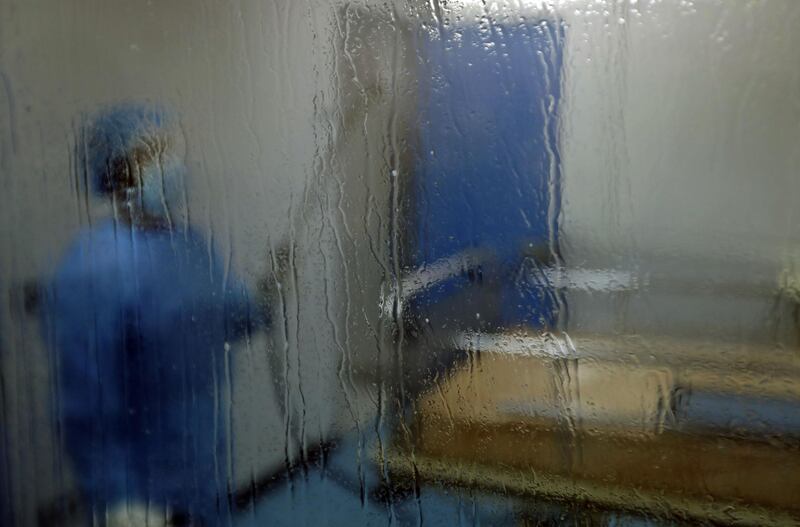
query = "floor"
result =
(233, 430, 661, 527)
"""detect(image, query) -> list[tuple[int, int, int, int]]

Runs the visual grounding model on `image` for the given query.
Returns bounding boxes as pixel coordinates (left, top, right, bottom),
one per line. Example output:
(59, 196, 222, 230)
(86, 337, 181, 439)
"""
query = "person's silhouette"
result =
(43, 103, 264, 525)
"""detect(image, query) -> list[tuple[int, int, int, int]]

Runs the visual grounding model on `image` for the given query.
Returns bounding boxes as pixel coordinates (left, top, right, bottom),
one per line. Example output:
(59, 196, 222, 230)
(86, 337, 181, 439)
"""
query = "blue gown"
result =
(44, 219, 259, 524)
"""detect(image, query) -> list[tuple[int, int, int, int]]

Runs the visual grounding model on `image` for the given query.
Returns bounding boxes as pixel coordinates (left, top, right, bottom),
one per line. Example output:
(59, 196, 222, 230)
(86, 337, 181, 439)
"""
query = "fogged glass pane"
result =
(1, 1, 799, 525)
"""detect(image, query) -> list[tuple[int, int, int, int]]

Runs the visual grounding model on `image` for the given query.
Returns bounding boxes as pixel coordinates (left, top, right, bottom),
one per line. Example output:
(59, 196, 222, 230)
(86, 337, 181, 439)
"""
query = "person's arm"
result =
(44, 257, 131, 504)
(223, 276, 270, 340)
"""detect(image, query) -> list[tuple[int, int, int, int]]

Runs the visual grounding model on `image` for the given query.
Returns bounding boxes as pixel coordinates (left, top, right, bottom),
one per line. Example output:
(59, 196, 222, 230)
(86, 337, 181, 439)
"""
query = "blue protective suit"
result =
(45, 219, 259, 525)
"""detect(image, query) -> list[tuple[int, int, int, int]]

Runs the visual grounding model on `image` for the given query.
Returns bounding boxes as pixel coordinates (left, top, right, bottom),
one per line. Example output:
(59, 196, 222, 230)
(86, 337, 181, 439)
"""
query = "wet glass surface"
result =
(1, 1, 800, 525)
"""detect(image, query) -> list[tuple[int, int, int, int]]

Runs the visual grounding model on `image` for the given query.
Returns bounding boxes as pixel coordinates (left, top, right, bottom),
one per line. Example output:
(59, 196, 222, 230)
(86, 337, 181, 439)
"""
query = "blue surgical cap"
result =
(79, 102, 173, 195)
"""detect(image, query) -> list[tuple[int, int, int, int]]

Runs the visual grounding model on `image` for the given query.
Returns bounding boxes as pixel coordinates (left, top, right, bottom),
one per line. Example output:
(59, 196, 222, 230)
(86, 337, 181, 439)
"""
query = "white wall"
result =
(561, 0, 800, 265)
(556, 0, 800, 341)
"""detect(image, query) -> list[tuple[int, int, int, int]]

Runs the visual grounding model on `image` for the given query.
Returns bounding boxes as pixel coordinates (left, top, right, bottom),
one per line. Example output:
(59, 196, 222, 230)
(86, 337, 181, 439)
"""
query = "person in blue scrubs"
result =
(43, 103, 264, 526)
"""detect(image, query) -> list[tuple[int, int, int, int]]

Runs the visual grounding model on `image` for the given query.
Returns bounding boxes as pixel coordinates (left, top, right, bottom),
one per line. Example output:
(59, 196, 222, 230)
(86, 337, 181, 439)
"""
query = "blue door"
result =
(410, 19, 565, 330)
